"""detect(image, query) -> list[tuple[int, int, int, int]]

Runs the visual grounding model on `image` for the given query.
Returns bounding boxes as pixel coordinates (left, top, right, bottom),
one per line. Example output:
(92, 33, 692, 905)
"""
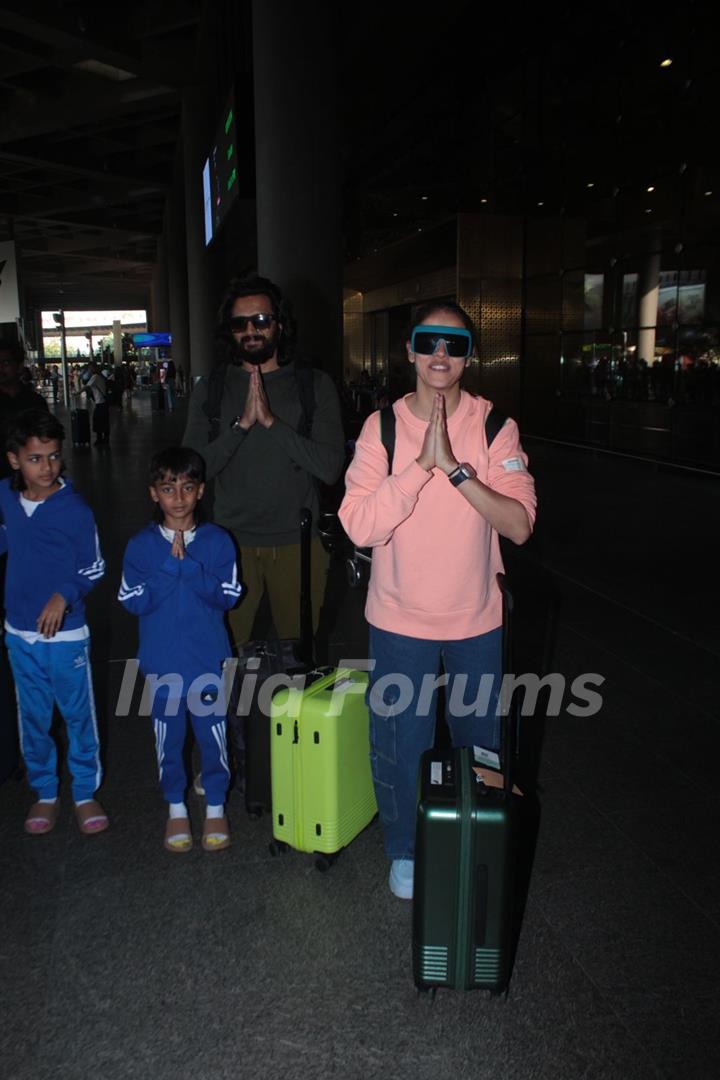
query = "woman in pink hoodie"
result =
(339, 301, 536, 899)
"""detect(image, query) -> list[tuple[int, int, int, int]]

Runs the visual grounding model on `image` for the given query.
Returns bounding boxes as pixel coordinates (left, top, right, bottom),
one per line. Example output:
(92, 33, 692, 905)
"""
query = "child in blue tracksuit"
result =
(0, 409, 107, 836)
(118, 446, 242, 853)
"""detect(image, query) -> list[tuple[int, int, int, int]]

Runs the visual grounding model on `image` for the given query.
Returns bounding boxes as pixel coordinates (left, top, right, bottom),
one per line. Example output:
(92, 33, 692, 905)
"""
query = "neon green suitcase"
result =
(270, 668, 376, 868)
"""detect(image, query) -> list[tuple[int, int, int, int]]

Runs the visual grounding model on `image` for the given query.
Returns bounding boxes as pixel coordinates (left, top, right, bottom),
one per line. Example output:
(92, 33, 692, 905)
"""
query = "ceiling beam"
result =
(0, 78, 179, 144)
(0, 4, 196, 89)
(0, 148, 169, 191)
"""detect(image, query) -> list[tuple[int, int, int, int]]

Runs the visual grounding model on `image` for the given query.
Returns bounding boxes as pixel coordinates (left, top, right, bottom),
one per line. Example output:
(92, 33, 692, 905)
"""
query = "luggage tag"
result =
(472, 746, 523, 796)
(472, 767, 523, 796)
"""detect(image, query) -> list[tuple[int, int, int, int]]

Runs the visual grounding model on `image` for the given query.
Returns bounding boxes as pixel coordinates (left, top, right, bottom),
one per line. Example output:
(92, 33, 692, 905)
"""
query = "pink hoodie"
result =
(339, 392, 536, 640)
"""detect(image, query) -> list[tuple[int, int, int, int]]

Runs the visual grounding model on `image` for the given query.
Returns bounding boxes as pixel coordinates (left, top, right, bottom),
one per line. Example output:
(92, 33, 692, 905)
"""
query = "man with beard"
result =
(182, 272, 345, 648)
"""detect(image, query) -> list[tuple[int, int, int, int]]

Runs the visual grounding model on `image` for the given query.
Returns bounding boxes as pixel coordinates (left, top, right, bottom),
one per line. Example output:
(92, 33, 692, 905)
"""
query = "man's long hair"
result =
(215, 271, 297, 367)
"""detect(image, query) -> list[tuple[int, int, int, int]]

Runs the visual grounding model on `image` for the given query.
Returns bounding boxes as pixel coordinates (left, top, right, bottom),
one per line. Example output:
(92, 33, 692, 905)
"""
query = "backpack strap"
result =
(294, 364, 317, 438)
(202, 362, 228, 441)
(379, 404, 396, 473)
(485, 406, 506, 448)
(378, 402, 503, 473)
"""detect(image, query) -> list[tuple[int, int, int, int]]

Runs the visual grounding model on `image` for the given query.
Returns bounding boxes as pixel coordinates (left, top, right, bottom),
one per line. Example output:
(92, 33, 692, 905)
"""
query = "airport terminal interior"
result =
(1, 3, 719, 1079)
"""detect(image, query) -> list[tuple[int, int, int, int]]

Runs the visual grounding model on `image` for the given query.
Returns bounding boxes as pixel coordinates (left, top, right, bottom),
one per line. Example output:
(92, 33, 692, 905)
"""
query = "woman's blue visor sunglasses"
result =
(410, 324, 473, 359)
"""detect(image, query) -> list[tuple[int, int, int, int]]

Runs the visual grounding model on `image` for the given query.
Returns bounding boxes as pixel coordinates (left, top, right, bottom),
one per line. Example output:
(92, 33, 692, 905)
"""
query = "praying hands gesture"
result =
(170, 530, 185, 560)
(416, 393, 459, 475)
(238, 368, 274, 430)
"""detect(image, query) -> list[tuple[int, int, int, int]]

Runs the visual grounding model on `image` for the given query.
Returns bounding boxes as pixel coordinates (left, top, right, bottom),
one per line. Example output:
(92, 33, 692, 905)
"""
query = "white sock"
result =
(206, 804, 224, 819)
(40, 797, 59, 804)
(169, 802, 188, 819)
(74, 798, 90, 806)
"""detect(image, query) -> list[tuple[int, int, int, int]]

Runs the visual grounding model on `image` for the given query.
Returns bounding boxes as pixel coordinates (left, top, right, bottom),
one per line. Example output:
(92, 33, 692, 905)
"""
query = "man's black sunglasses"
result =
(229, 313, 277, 332)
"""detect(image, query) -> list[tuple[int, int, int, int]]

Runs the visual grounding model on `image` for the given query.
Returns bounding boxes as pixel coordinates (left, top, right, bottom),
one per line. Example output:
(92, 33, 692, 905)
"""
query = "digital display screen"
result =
(203, 91, 239, 246)
(133, 332, 172, 347)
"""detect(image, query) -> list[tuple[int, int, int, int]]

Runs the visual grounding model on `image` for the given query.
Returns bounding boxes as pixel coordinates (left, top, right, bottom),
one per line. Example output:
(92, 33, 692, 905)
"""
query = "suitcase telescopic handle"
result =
(496, 572, 515, 796)
(299, 508, 314, 666)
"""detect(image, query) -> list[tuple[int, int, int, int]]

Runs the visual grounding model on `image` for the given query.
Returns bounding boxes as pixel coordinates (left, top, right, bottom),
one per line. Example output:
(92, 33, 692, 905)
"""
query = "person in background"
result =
(84, 361, 110, 446)
(0, 340, 48, 482)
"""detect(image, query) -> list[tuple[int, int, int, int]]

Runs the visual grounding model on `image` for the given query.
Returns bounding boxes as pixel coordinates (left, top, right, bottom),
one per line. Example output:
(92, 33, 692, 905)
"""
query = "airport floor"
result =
(2, 391, 719, 1080)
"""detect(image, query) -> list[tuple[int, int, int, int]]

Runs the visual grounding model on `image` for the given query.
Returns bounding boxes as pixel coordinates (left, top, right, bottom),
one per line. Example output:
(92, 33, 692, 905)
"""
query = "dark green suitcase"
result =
(412, 573, 519, 993)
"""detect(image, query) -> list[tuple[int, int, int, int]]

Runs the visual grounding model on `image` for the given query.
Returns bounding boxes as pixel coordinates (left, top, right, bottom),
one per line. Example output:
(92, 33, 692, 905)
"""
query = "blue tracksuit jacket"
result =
(0, 477, 104, 630)
(118, 522, 242, 687)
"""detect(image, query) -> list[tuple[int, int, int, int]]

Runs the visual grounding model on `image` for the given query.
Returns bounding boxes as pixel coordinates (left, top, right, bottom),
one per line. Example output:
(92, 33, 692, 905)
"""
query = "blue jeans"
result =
(368, 625, 502, 860)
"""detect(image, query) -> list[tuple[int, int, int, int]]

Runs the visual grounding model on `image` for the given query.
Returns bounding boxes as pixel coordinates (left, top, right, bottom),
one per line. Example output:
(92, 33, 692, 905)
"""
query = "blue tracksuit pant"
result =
(150, 685, 230, 805)
(5, 634, 101, 802)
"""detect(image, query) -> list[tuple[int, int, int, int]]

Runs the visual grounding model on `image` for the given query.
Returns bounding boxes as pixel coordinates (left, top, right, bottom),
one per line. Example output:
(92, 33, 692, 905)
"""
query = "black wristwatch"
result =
(448, 462, 477, 487)
(230, 416, 244, 430)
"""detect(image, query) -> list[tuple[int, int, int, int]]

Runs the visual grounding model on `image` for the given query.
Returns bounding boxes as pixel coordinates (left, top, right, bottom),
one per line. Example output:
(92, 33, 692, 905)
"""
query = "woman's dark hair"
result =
(215, 270, 297, 366)
(410, 300, 477, 353)
(6, 409, 65, 491)
(149, 446, 206, 486)
(6, 409, 65, 454)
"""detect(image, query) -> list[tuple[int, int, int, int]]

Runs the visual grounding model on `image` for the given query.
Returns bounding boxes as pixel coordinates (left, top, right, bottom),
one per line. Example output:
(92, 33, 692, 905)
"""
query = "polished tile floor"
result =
(1, 392, 719, 1080)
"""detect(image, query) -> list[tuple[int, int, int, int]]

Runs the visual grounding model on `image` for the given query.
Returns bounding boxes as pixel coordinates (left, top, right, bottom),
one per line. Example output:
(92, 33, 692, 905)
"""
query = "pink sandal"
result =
(75, 800, 109, 835)
(24, 800, 59, 835)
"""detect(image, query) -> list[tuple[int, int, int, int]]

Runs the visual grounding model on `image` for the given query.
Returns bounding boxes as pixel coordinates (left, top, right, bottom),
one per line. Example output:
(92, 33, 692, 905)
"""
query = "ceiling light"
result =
(645, 209, 652, 213)
(660, 58, 673, 68)
(74, 58, 137, 81)
(480, 198, 488, 204)
(392, 212, 398, 217)
(586, 182, 594, 189)
(646, 185, 655, 193)
(421, 195, 428, 201)
(537, 201, 544, 207)
(704, 190, 713, 196)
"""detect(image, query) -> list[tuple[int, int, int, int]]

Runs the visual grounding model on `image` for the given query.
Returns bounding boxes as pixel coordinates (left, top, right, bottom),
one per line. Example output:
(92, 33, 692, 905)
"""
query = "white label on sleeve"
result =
(430, 761, 443, 785)
(501, 457, 525, 472)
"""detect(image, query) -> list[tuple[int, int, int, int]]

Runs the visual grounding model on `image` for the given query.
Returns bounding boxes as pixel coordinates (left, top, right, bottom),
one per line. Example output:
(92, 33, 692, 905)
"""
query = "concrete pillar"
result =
(113, 320, 123, 365)
(638, 249, 661, 365)
(150, 231, 170, 332)
(252, 0, 342, 376)
(166, 150, 190, 382)
(182, 84, 217, 378)
(34, 308, 45, 361)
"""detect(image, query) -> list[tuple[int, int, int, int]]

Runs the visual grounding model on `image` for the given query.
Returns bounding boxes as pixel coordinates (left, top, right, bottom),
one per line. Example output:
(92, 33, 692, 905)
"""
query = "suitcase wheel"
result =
(247, 804, 264, 820)
(416, 986, 437, 1001)
(314, 852, 338, 872)
(268, 840, 288, 857)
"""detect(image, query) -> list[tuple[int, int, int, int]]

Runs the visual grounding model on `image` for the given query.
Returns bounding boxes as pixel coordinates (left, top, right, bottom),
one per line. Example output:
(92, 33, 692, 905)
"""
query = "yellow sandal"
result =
(202, 815, 230, 852)
(164, 817, 193, 853)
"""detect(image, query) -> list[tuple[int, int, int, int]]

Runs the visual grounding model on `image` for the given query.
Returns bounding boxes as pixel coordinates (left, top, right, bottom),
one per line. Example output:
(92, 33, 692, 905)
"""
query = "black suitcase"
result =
(413, 573, 521, 993)
(71, 408, 91, 446)
(231, 508, 315, 817)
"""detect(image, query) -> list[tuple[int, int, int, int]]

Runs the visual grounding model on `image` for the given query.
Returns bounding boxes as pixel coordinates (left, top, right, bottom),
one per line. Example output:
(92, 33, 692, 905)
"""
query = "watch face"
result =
(450, 463, 476, 486)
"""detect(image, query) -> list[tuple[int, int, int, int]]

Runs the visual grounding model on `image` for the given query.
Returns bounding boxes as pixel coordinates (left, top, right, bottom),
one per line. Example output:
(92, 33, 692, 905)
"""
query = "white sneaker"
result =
(193, 773, 205, 797)
(389, 858, 414, 900)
